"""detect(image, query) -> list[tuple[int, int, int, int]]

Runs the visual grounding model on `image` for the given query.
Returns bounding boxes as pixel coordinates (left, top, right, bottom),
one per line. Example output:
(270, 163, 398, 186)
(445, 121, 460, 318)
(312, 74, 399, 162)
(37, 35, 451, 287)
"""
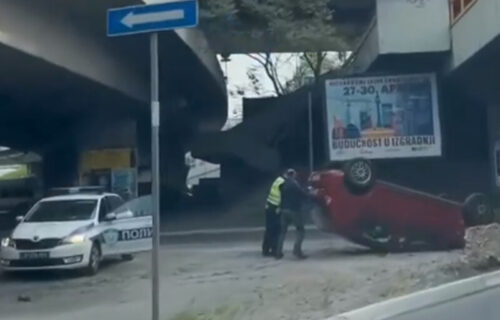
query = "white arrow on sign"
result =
(121, 9, 185, 28)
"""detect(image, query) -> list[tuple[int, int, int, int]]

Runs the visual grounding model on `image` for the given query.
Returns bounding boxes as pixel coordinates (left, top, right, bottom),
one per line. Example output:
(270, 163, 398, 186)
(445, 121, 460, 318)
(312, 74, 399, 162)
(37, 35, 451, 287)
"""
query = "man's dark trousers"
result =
(276, 208, 305, 258)
(262, 203, 281, 256)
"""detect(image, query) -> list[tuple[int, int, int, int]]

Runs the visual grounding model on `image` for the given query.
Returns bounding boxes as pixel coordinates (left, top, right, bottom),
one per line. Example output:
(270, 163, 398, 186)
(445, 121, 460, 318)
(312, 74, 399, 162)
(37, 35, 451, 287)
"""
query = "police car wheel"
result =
(84, 243, 101, 276)
(121, 254, 134, 261)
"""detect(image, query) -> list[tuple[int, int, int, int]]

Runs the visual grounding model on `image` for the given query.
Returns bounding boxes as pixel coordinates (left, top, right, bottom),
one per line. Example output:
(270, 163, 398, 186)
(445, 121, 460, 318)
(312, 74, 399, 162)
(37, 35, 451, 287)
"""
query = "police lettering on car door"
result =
(120, 227, 153, 241)
(100, 227, 152, 244)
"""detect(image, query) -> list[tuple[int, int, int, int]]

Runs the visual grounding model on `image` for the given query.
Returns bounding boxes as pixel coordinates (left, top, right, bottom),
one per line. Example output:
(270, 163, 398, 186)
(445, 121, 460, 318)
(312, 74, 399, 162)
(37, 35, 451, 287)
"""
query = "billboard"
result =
(325, 73, 442, 161)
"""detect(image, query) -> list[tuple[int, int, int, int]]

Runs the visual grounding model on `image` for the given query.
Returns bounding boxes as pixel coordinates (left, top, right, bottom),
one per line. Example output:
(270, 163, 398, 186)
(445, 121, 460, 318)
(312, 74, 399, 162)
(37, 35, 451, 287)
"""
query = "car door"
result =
(95, 196, 121, 257)
(107, 195, 153, 255)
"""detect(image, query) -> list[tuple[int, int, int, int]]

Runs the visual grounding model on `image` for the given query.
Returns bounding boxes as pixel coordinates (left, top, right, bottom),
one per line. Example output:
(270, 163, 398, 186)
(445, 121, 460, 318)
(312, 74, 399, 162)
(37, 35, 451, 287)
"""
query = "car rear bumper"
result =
(0, 241, 91, 271)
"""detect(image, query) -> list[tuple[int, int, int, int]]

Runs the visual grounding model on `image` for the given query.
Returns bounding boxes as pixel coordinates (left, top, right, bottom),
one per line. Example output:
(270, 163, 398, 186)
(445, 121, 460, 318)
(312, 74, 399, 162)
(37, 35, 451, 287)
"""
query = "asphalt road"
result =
(0, 235, 470, 320)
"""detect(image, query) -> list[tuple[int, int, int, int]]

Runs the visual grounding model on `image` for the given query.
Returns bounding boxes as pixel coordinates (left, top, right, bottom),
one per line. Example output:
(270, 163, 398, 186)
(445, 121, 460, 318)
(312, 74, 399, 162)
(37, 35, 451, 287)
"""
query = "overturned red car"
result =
(307, 159, 494, 251)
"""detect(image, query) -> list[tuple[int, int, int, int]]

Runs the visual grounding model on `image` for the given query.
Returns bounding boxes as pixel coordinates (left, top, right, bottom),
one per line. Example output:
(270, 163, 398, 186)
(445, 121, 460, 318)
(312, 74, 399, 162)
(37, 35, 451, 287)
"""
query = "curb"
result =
(159, 225, 322, 244)
(160, 224, 317, 237)
(326, 270, 500, 320)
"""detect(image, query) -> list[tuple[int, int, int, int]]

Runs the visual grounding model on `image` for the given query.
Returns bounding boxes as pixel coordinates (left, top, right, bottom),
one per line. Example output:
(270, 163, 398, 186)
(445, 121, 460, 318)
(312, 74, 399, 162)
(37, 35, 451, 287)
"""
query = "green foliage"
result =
(204, 0, 349, 96)
(200, 0, 345, 50)
(200, 0, 238, 19)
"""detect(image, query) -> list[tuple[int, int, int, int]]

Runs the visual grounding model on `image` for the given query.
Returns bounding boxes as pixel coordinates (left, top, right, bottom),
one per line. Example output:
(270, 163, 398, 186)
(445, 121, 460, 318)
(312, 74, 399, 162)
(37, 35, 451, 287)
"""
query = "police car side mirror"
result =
(104, 212, 117, 221)
(116, 211, 134, 220)
(15, 216, 24, 223)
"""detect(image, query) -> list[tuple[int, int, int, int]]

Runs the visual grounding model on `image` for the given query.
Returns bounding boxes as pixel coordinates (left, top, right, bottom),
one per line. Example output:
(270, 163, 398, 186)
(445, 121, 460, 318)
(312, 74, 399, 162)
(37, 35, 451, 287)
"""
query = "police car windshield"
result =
(24, 200, 97, 222)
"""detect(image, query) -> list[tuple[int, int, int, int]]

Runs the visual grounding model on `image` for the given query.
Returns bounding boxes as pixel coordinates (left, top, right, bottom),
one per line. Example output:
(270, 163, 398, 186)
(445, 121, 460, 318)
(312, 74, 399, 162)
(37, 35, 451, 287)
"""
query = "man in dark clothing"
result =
(276, 169, 309, 260)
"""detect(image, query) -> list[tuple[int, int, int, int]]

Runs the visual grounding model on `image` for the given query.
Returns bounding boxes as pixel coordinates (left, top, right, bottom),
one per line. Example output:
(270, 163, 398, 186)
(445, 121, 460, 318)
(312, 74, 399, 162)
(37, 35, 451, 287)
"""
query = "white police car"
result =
(0, 188, 152, 275)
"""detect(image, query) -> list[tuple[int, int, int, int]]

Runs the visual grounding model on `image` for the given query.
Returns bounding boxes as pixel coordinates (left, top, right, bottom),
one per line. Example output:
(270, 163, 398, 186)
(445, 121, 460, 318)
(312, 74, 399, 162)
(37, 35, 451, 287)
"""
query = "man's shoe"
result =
(274, 253, 284, 260)
(262, 251, 272, 257)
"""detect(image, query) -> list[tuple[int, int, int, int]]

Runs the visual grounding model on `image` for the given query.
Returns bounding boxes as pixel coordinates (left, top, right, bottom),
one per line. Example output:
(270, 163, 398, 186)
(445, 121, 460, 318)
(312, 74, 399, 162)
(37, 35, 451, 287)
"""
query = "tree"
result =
(246, 53, 296, 96)
(239, 0, 338, 49)
(203, 0, 349, 96)
(245, 51, 348, 96)
(200, 0, 346, 51)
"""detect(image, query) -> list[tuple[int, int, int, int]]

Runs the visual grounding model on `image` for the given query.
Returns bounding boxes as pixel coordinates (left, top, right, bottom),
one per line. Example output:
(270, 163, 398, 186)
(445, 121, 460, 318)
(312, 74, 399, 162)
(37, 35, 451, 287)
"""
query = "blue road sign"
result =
(107, 0, 198, 37)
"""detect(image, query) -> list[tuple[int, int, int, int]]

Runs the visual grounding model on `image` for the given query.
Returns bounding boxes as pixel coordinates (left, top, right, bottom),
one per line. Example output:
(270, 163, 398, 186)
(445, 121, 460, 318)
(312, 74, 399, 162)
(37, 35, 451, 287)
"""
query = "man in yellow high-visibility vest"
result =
(262, 172, 286, 257)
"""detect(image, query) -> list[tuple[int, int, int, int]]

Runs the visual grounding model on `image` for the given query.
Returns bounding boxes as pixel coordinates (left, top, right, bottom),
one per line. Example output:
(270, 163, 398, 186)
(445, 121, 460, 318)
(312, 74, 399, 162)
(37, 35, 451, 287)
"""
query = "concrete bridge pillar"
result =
(42, 144, 79, 190)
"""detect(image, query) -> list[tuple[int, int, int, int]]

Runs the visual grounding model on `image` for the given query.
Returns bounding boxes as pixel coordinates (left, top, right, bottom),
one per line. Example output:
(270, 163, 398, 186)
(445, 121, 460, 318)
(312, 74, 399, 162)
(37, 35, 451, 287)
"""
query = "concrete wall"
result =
(42, 145, 79, 189)
(75, 118, 137, 151)
(349, 0, 451, 72)
(451, 0, 500, 69)
(377, 0, 450, 54)
(346, 18, 380, 74)
(174, 28, 226, 101)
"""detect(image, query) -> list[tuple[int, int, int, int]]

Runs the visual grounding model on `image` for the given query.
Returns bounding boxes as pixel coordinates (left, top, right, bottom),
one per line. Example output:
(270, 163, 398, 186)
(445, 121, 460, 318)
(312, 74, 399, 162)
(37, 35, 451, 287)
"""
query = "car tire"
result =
(121, 254, 134, 261)
(343, 158, 375, 194)
(83, 243, 101, 276)
(463, 193, 494, 226)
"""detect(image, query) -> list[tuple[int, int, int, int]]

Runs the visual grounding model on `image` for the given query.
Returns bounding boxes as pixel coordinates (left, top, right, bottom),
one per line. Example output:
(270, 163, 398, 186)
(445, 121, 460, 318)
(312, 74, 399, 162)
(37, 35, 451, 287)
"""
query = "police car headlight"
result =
(62, 234, 86, 245)
(1, 237, 15, 248)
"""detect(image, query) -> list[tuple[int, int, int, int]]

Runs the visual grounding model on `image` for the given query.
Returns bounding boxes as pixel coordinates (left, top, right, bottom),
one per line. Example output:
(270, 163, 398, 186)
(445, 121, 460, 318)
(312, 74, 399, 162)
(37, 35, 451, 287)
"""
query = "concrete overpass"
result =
(0, 0, 227, 206)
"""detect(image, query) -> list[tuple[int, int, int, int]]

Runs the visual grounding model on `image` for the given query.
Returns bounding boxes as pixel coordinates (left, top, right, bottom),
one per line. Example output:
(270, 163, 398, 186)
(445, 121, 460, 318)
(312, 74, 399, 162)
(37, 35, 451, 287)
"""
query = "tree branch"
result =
(247, 53, 267, 66)
(303, 53, 315, 73)
(247, 53, 286, 96)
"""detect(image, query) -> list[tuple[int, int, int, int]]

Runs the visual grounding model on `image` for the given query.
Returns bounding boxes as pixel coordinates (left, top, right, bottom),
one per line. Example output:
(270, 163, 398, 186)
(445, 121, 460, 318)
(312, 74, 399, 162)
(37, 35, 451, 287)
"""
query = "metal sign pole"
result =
(107, 3, 199, 320)
(150, 32, 161, 320)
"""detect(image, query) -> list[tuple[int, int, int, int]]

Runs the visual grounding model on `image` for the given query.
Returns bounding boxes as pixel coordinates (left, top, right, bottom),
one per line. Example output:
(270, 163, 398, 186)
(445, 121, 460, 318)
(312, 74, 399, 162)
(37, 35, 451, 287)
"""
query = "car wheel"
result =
(84, 243, 101, 276)
(463, 193, 494, 226)
(343, 158, 375, 194)
(121, 254, 134, 261)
